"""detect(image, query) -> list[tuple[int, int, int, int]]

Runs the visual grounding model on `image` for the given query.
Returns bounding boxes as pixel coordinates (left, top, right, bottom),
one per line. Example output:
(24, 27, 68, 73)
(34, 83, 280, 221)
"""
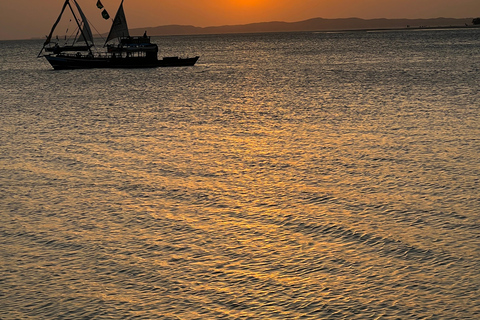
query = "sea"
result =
(1, 29, 479, 319)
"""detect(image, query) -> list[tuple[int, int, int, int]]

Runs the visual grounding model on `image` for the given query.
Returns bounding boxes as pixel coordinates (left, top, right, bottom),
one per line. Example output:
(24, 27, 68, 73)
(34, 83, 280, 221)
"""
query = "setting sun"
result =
(229, 0, 266, 9)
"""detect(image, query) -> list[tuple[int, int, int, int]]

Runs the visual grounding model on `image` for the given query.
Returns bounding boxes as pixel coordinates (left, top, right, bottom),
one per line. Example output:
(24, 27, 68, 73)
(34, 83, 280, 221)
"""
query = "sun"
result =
(229, 0, 265, 9)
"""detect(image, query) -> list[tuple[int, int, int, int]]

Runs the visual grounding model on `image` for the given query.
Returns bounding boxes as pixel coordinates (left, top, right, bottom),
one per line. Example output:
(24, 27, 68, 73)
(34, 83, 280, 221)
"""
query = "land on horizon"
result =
(4, 17, 478, 41)
(128, 17, 476, 37)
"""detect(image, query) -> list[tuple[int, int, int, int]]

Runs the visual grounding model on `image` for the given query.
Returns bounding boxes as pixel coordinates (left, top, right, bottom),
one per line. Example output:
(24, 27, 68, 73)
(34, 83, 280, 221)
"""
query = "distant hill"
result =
(129, 17, 475, 36)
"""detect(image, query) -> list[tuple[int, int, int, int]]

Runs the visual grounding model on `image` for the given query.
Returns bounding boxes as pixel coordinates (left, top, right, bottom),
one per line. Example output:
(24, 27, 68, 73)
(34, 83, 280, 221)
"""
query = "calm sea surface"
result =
(1, 30, 479, 319)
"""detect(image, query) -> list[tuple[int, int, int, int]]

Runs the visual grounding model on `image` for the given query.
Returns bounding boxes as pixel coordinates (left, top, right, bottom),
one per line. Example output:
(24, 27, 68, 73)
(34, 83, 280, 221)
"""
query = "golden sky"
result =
(1, 0, 479, 40)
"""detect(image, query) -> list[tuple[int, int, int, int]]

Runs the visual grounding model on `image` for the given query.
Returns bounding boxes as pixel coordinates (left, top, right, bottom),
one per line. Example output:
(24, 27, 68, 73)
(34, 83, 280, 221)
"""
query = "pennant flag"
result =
(96, 1, 104, 9)
(101, 9, 110, 20)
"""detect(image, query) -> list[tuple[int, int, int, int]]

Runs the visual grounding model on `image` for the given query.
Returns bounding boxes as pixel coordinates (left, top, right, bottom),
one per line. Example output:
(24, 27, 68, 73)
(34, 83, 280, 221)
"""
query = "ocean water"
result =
(1, 29, 479, 319)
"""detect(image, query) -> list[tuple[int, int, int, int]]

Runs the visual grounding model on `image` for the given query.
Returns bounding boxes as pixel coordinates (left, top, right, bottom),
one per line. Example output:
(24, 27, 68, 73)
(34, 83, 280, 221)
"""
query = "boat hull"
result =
(45, 55, 199, 70)
(158, 56, 199, 67)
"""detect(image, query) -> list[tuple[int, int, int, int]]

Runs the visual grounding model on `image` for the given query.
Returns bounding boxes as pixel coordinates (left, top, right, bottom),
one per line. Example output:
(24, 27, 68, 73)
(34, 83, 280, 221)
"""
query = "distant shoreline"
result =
(331, 24, 480, 34)
(130, 17, 478, 37)
(4, 17, 479, 41)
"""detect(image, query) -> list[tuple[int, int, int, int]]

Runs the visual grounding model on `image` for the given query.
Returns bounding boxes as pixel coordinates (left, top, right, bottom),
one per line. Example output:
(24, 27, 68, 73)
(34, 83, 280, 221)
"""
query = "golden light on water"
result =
(1, 29, 479, 318)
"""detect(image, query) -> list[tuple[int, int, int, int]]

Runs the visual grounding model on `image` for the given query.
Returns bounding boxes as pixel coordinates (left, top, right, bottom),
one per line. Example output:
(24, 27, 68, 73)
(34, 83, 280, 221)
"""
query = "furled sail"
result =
(105, 0, 129, 44)
(74, 0, 94, 45)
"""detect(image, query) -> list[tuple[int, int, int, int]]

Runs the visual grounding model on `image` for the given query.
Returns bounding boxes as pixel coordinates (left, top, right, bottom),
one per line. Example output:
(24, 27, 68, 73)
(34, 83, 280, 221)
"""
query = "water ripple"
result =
(1, 31, 480, 319)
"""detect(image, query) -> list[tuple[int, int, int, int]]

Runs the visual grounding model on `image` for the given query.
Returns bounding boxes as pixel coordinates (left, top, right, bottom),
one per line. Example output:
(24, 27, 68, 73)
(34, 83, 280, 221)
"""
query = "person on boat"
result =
(53, 44, 61, 55)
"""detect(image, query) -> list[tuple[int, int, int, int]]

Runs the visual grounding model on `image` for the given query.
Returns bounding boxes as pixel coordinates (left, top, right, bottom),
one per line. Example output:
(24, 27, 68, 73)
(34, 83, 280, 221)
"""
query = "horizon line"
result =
(1, 16, 477, 41)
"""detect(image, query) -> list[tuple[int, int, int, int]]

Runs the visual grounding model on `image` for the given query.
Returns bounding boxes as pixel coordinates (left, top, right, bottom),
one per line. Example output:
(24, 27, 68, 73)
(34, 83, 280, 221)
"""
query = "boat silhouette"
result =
(38, 0, 199, 70)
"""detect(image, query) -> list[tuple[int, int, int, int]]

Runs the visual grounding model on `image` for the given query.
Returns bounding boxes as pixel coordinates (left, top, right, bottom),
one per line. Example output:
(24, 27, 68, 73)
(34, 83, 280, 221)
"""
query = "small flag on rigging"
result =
(96, 1, 104, 9)
(101, 9, 110, 20)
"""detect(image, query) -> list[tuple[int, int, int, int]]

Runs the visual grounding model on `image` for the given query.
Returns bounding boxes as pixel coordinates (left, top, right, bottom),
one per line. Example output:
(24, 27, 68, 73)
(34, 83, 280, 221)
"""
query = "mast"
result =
(38, 0, 70, 57)
(44, 0, 70, 46)
(38, 0, 94, 57)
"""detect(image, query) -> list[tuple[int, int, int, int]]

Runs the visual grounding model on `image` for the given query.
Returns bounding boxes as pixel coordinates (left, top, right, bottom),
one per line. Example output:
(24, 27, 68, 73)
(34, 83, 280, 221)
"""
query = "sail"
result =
(105, 0, 129, 44)
(77, 25, 94, 45)
(74, 0, 94, 45)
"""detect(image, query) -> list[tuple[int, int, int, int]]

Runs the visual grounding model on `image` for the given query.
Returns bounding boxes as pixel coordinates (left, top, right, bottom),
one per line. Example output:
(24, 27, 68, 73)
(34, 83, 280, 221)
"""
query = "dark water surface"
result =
(1, 30, 479, 319)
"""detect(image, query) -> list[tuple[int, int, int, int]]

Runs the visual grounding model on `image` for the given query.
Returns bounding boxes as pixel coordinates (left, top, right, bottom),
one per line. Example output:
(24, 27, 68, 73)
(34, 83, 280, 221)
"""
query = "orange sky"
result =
(1, 0, 479, 40)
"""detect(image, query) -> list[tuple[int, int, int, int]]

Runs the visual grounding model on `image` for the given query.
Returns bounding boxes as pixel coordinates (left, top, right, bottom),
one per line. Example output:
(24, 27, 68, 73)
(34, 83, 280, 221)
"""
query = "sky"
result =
(1, 0, 479, 40)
